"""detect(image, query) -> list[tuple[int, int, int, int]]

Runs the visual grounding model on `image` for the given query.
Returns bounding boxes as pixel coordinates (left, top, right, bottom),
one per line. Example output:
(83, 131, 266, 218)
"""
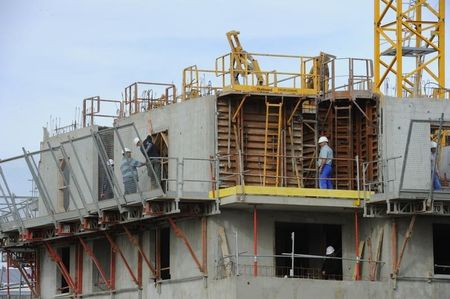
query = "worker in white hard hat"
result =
(101, 159, 115, 199)
(317, 136, 334, 189)
(321, 245, 341, 280)
(430, 141, 441, 190)
(134, 119, 161, 189)
(120, 147, 146, 194)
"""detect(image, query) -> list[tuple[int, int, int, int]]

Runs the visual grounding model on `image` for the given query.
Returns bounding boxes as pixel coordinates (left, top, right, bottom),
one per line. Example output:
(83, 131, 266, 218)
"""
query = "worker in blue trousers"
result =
(431, 141, 442, 191)
(317, 136, 333, 189)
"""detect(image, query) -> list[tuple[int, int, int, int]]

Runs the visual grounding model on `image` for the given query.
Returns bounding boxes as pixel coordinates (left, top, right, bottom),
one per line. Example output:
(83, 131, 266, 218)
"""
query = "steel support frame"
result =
(167, 217, 207, 274)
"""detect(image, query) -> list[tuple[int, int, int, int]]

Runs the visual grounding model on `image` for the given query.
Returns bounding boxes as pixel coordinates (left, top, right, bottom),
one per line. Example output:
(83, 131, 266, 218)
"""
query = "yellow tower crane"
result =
(374, 0, 445, 98)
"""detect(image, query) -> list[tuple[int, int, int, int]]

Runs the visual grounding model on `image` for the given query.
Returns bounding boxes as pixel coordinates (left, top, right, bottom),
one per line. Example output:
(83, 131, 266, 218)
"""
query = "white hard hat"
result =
(134, 137, 140, 146)
(121, 147, 131, 155)
(318, 136, 328, 144)
(326, 245, 335, 255)
(107, 159, 114, 166)
(431, 141, 438, 149)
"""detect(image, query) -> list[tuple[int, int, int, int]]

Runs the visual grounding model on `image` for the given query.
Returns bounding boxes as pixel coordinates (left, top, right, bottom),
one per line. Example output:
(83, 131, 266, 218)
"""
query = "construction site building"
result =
(0, 5, 449, 297)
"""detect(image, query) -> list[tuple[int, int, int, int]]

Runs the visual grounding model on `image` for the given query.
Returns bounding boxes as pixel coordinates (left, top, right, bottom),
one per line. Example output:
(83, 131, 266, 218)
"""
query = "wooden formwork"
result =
(217, 94, 317, 188)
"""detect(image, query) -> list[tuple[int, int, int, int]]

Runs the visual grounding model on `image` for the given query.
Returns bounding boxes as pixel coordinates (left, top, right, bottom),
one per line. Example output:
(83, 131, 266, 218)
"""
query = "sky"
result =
(0, 0, 449, 193)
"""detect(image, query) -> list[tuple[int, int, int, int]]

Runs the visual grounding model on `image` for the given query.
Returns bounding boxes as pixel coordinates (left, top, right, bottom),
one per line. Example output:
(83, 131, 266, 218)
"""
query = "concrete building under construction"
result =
(0, 1, 449, 298)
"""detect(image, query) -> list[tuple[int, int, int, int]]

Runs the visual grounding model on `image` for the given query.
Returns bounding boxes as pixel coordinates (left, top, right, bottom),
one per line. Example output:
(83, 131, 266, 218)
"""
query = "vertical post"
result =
(391, 218, 398, 274)
(75, 242, 83, 294)
(235, 231, 240, 276)
(356, 155, 360, 203)
(253, 205, 258, 277)
(6, 252, 10, 297)
(354, 209, 361, 280)
(395, 0, 403, 97)
(438, 0, 445, 95)
(156, 226, 161, 280)
(290, 232, 295, 277)
(138, 234, 143, 288)
(202, 217, 208, 275)
(110, 241, 116, 290)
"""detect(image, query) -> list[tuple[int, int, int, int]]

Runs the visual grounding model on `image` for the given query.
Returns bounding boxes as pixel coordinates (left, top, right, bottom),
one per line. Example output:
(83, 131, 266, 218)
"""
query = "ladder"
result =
(263, 98, 283, 186)
(334, 105, 353, 189)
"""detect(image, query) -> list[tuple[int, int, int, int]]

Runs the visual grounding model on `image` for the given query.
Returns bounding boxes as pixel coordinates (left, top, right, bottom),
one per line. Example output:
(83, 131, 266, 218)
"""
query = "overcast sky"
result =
(0, 0, 449, 158)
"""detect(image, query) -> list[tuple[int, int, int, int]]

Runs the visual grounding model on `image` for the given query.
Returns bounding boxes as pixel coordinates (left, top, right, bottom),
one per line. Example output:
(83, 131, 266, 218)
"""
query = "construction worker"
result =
(321, 245, 341, 280)
(317, 136, 333, 189)
(134, 136, 161, 189)
(100, 159, 115, 199)
(120, 148, 146, 194)
(431, 141, 442, 190)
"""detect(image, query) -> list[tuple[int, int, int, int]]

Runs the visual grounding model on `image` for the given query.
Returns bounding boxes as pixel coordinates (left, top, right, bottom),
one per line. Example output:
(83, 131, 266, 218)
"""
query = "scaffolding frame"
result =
(374, 0, 445, 97)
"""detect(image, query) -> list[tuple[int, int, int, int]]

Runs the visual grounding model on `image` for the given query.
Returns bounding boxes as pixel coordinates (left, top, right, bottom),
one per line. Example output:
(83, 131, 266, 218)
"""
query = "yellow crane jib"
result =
(226, 30, 264, 86)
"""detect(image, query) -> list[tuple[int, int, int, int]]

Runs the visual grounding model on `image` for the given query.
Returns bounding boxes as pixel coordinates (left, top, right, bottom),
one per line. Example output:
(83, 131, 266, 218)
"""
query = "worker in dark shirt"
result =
(321, 246, 341, 280)
(134, 135, 160, 189)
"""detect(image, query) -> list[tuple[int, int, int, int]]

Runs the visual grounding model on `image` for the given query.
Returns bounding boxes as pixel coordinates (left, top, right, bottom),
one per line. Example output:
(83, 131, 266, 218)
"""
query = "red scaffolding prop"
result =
(43, 241, 78, 294)
(104, 232, 139, 286)
(122, 225, 157, 277)
(77, 237, 111, 290)
(167, 217, 205, 274)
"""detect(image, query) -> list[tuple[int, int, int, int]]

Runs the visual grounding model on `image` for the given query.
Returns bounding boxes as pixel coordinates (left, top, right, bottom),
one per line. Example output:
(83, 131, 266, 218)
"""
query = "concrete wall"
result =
(114, 95, 216, 194)
(381, 97, 450, 192)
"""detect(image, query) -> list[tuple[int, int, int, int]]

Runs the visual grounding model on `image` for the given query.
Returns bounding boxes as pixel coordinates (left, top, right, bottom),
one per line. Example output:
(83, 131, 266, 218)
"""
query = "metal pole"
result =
(65, 137, 101, 216)
(113, 126, 145, 206)
(90, 130, 125, 211)
(46, 141, 84, 223)
(290, 232, 295, 277)
(0, 166, 24, 231)
(253, 205, 258, 277)
(354, 209, 360, 280)
(235, 231, 240, 276)
(130, 123, 163, 191)
(59, 145, 89, 211)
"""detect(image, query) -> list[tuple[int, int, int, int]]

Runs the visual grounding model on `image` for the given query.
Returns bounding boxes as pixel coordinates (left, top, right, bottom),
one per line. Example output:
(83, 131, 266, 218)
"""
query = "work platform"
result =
(210, 186, 365, 210)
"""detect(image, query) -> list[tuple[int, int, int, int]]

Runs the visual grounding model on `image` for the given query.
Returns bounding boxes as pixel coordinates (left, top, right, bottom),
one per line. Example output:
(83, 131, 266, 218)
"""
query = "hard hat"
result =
(431, 141, 438, 149)
(318, 136, 328, 144)
(121, 147, 131, 155)
(133, 137, 140, 146)
(107, 159, 114, 166)
(326, 246, 335, 256)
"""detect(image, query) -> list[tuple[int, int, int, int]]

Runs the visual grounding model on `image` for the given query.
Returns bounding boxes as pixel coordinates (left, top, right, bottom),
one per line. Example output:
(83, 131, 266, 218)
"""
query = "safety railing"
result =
(123, 82, 177, 116)
(218, 153, 362, 191)
(362, 156, 402, 199)
(215, 232, 385, 282)
(183, 52, 319, 100)
(82, 96, 123, 127)
(323, 58, 373, 99)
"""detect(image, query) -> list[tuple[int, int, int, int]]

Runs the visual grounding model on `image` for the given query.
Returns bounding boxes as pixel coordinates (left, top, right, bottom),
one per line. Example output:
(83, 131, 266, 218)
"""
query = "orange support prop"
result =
(122, 225, 156, 277)
(77, 237, 111, 289)
(104, 232, 139, 286)
(167, 217, 205, 273)
(110, 241, 116, 290)
(43, 242, 78, 294)
(75, 242, 83, 294)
